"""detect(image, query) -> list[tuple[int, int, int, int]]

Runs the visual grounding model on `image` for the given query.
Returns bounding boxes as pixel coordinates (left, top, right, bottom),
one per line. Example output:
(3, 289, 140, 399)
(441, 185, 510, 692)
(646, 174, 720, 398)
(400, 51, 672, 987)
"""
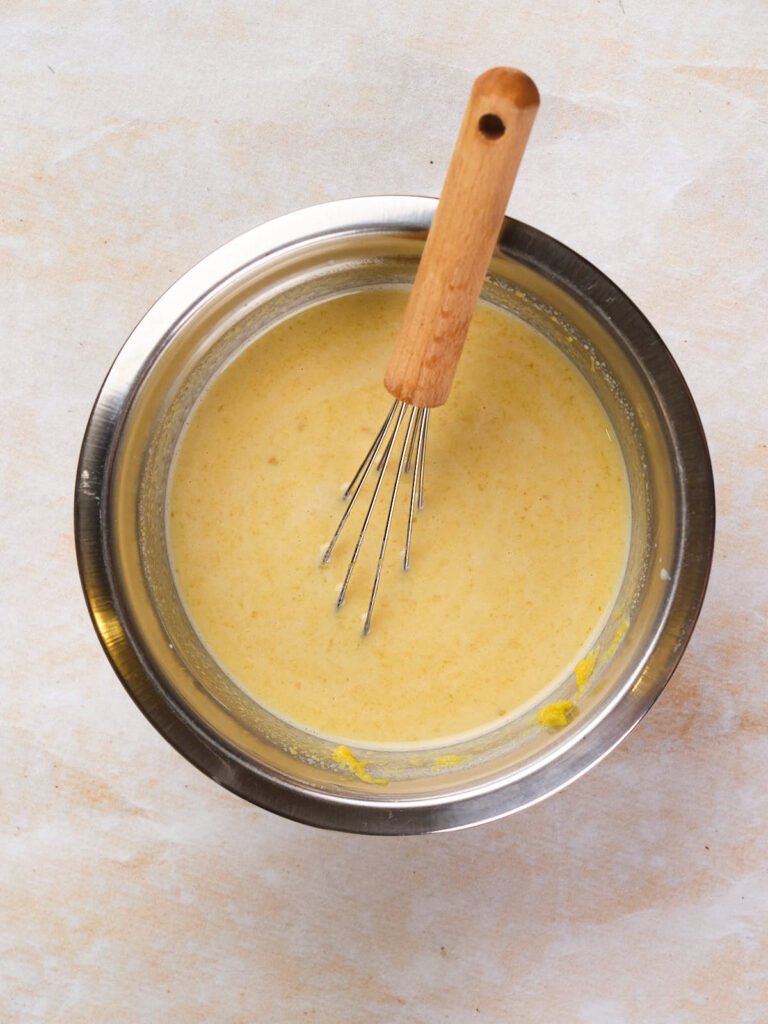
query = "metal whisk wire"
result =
(322, 400, 429, 635)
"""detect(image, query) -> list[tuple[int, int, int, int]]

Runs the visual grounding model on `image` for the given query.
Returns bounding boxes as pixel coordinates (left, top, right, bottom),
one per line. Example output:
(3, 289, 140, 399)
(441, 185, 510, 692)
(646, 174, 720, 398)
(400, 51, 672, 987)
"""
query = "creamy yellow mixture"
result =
(169, 290, 629, 747)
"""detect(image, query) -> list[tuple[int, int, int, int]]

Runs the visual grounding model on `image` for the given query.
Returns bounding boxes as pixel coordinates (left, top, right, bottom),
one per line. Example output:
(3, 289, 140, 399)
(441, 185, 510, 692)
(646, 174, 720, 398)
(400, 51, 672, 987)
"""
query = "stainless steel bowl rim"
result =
(75, 196, 715, 834)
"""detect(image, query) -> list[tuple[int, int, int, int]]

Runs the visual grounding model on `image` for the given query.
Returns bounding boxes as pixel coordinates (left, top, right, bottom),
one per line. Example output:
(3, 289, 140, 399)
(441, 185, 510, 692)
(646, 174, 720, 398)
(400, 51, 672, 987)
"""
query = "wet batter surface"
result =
(168, 290, 629, 747)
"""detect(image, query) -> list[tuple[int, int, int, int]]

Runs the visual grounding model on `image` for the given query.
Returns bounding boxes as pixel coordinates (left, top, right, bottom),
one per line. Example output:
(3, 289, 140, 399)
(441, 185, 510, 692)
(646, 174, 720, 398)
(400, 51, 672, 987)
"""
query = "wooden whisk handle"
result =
(384, 68, 539, 408)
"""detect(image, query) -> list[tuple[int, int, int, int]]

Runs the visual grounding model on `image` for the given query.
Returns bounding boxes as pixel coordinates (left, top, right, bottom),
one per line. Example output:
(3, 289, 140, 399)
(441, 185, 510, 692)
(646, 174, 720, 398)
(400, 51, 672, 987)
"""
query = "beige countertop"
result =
(3, 2, 767, 1021)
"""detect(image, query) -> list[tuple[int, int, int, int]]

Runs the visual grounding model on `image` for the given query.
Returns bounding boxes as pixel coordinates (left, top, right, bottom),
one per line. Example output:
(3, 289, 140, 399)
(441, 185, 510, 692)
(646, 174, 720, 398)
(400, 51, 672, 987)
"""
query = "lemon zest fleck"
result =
(606, 619, 629, 658)
(332, 745, 388, 785)
(537, 700, 574, 728)
(575, 648, 599, 693)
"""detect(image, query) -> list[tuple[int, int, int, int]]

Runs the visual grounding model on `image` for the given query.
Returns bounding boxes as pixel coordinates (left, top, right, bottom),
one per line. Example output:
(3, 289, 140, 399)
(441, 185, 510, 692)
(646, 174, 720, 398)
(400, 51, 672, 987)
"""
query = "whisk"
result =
(323, 68, 539, 634)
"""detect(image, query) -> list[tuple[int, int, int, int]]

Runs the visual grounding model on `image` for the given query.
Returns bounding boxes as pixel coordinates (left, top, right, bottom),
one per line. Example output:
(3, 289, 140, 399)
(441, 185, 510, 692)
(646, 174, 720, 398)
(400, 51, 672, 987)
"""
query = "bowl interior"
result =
(79, 199, 713, 832)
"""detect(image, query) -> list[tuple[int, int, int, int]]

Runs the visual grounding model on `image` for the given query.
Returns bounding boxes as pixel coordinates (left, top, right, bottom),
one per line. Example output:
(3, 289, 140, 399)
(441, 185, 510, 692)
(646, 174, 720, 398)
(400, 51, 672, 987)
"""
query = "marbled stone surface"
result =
(2, 2, 767, 1021)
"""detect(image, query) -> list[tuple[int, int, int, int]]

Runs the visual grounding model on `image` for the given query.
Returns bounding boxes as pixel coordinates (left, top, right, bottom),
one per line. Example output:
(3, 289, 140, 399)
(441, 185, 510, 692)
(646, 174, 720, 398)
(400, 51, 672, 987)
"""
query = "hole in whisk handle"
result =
(478, 113, 506, 140)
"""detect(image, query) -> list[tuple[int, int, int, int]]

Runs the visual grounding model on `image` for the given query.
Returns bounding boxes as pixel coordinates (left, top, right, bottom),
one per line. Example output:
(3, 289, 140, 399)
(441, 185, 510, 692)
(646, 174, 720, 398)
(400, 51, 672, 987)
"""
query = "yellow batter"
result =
(168, 290, 629, 747)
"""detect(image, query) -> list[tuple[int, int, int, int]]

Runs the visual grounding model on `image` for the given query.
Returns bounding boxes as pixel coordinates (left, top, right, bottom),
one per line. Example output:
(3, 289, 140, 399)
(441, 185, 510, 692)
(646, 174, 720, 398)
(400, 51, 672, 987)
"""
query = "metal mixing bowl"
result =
(75, 196, 714, 834)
